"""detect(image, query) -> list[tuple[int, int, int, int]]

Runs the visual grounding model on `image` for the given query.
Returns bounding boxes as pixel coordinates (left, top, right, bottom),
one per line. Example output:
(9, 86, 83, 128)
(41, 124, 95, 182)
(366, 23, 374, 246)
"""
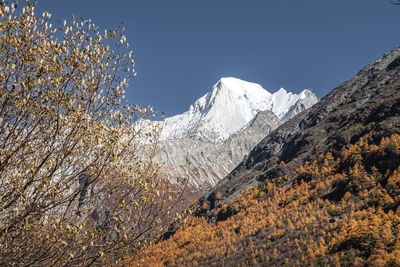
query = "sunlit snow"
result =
(160, 77, 318, 142)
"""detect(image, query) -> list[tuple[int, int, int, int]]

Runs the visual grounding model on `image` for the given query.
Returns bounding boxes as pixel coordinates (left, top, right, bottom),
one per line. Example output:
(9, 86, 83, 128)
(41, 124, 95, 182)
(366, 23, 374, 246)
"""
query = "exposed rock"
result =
(155, 110, 281, 199)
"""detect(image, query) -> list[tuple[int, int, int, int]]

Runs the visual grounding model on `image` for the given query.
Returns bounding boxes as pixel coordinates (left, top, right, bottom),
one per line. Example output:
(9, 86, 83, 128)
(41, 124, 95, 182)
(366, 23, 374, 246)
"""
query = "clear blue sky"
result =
(36, 0, 400, 117)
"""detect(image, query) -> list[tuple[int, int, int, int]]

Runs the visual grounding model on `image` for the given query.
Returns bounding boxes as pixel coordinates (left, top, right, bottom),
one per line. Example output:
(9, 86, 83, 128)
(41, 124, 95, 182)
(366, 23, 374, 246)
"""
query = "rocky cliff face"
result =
(155, 110, 281, 198)
(198, 44, 400, 215)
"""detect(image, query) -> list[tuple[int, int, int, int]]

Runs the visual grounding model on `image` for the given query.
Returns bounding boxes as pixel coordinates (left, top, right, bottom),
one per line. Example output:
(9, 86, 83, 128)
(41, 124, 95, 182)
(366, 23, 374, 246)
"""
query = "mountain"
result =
(128, 45, 400, 266)
(154, 78, 318, 198)
(199, 44, 400, 209)
(160, 77, 318, 143)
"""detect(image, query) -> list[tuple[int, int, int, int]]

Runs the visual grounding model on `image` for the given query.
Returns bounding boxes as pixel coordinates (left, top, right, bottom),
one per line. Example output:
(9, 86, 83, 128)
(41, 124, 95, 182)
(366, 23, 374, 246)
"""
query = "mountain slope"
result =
(199, 44, 400, 210)
(160, 77, 318, 142)
(128, 133, 400, 266)
(126, 45, 400, 267)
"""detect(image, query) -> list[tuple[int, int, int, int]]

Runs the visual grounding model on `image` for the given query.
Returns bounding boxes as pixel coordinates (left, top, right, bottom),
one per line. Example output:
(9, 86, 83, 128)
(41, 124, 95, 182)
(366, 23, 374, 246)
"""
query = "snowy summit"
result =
(160, 77, 318, 142)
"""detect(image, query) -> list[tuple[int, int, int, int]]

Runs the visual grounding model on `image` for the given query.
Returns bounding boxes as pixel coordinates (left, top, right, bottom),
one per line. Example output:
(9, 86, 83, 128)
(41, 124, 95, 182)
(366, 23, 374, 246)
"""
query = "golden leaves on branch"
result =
(0, 0, 183, 266)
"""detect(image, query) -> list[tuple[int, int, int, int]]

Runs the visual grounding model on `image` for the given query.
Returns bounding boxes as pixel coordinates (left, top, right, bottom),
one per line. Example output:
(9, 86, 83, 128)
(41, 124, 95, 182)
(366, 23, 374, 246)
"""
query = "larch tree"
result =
(0, 0, 185, 265)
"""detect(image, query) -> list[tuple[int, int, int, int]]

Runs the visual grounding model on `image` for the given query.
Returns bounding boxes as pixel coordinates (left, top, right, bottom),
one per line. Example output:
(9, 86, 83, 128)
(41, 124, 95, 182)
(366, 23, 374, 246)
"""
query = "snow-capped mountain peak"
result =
(299, 89, 315, 99)
(214, 77, 271, 97)
(160, 77, 318, 142)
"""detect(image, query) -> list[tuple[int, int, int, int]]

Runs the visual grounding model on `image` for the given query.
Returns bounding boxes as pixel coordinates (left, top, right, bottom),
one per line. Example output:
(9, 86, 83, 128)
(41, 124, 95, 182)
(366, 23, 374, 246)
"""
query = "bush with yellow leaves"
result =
(0, 1, 185, 265)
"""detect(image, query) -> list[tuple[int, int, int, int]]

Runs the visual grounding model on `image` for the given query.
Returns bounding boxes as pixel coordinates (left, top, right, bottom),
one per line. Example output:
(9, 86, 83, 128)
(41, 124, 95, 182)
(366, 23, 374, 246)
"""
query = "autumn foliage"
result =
(125, 132, 400, 266)
(0, 1, 184, 265)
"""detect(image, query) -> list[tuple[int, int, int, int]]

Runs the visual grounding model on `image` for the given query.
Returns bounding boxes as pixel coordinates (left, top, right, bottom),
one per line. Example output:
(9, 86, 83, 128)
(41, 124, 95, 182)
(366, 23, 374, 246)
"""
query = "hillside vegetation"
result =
(126, 132, 400, 266)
